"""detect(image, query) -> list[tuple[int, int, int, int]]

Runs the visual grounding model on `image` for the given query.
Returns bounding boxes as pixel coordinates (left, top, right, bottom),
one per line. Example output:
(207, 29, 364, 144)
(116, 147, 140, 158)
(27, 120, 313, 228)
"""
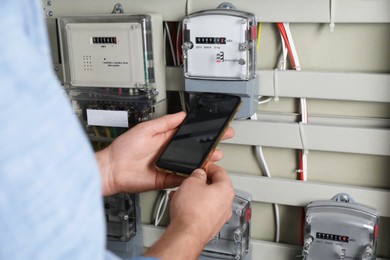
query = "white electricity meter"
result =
(57, 14, 166, 138)
(182, 6, 259, 118)
(182, 9, 257, 80)
(57, 14, 165, 102)
(302, 193, 379, 260)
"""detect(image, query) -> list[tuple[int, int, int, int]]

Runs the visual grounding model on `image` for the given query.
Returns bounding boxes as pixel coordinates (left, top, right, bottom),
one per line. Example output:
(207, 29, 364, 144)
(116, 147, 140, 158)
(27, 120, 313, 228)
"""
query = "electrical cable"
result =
(276, 23, 308, 245)
(256, 22, 273, 105)
(283, 23, 301, 70)
(105, 127, 112, 139)
(178, 91, 187, 113)
(277, 33, 288, 70)
(163, 26, 167, 65)
(278, 22, 308, 181)
(251, 113, 280, 243)
(176, 22, 182, 66)
(93, 126, 100, 137)
(154, 189, 170, 226)
(258, 96, 273, 105)
(278, 22, 308, 245)
(276, 23, 296, 69)
(164, 22, 177, 66)
(257, 22, 262, 51)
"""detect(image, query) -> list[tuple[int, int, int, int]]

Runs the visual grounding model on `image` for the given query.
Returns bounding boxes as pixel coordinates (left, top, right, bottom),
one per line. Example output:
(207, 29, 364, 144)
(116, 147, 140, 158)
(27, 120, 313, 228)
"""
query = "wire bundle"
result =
(276, 22, 308, 182)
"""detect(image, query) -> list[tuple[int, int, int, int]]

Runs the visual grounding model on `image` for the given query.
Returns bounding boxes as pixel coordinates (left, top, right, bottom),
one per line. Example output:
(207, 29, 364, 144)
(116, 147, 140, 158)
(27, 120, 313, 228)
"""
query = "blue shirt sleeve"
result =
(0, 1, 154, 259)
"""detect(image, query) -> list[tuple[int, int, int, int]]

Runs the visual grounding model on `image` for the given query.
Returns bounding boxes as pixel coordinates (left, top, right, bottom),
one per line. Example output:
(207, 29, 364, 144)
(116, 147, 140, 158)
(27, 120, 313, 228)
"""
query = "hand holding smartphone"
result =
(156, 93, 241, 176)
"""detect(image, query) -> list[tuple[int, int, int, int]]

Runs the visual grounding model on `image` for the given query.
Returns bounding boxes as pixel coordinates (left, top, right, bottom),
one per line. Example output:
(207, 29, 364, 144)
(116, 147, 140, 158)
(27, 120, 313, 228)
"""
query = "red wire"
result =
(298, 150, 304, 181)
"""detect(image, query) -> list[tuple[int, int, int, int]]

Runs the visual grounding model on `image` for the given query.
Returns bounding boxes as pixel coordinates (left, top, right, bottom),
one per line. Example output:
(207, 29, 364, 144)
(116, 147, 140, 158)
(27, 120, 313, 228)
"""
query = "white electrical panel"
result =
(64, 22, 144, 88)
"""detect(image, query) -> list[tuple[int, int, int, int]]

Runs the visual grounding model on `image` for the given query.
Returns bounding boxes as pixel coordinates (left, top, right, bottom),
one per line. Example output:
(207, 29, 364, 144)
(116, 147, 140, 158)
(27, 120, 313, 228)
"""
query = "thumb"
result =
(190, 168, 207, 182)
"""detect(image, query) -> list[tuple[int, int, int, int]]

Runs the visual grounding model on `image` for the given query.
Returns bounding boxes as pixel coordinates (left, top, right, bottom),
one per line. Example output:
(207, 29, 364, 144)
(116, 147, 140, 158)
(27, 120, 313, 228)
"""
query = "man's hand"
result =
(144, 163, 235, 260)
(96, 112, 234, 196)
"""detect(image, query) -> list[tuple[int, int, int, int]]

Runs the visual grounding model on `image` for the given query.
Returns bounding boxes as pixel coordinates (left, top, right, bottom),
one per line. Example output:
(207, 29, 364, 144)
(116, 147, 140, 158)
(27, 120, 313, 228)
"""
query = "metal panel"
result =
(142, 225, 390, 260)
(229, 173, 390, 218)
(165, 68, 390, 103)
(186, 0, 390, 23)
(258, 70, 390, 103)
(224, 118, 390, 156)
(187, 0, 330, 23)
(335, 0, 390, 23)
(43, 0, 187, 20)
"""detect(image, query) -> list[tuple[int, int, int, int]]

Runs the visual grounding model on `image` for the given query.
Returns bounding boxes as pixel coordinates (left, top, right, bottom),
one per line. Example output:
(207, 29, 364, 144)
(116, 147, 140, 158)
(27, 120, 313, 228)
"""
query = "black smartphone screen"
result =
(156, 93, 241, 175)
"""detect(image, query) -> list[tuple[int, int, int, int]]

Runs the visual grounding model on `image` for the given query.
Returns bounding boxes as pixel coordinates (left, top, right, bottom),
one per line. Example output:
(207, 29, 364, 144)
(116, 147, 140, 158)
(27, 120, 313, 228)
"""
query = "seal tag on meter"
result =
(302, 193, 379, 260)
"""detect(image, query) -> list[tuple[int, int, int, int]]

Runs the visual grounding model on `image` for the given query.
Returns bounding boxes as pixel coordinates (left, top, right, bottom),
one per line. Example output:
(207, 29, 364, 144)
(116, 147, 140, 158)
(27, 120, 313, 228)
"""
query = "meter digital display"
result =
(195, 37, 226, 44)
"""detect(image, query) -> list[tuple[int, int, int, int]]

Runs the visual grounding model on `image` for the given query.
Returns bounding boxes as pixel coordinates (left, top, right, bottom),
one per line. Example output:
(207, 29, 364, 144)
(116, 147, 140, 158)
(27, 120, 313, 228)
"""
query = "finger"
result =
(221, 127, 235, 141)
(190, 168, 208, 182)
(144, 112, 186, 135)
(205, 163, 232, 186)
(208, 149, 223, 162)
(155, 171, 186, 190)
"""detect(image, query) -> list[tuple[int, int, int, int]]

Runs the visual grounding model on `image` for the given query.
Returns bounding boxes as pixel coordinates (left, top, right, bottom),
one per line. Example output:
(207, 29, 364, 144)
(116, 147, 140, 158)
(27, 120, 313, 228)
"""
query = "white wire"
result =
(283, 23, 301, 70)
(258, 96, 273, 105)
(163, 27, 167, 66)
(176, 22, 182, 66)
(330, 0, 336, 32)
(251, 114, 280, 243)
(277, 34, 288, 70)
(164, 22, 177, 66)
(154, 190, 171, 226)
(284, 23, 308, 181)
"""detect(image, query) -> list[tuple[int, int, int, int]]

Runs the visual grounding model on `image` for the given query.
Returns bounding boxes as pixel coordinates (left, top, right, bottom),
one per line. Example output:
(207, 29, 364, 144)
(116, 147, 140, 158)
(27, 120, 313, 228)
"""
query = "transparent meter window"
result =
(58, 15, 157, 89)
(203, 190, 252, 259)
(303, 195, 379, 260)
(183, 10, 257, 80)
(64, 22, 144, 87)
(104, 193, 137, 242)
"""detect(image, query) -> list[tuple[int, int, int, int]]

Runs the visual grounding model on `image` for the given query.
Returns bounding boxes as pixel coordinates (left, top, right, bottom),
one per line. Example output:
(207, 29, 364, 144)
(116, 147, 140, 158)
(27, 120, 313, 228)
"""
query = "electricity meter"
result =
(302, 193, 379, 260)
(182, 5, 259, 118)
(57, 14, 166, 144)
(57, 14, 163, 258)
(182, 8, 257, 80)
(201, 190, 252, 260)
(105, 193, 137, 242)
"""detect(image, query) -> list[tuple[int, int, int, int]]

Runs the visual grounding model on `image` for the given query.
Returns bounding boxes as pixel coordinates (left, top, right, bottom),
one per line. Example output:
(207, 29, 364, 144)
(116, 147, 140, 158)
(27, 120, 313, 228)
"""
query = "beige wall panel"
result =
(186, 0, 330, 22)
(44, 0, 187, 20)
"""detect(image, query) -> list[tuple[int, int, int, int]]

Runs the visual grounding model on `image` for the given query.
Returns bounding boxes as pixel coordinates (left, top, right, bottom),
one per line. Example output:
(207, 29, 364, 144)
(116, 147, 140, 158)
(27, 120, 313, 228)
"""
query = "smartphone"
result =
(156, 93, 241, 176)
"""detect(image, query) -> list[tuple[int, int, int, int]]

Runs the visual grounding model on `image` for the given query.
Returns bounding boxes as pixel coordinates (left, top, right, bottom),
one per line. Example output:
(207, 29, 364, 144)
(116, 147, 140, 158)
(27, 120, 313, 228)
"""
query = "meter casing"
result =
(201, 190, 252, 260)
(182, 9, 258, 118)
(303, 194, 379, 260)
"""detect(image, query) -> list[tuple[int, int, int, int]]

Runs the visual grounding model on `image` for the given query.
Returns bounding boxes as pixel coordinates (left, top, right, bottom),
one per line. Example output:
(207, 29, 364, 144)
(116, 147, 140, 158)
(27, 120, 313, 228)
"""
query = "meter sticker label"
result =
(216, 52, 224, 63)
(316, 232, 349, 243)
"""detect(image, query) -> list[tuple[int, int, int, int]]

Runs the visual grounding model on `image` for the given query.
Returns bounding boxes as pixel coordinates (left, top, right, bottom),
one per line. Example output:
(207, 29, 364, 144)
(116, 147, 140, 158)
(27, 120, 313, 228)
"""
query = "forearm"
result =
(144, 223, 205, 260)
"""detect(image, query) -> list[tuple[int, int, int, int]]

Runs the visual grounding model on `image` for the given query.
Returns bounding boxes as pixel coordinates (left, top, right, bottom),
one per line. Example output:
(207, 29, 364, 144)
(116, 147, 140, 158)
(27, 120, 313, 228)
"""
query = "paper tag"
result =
(86, 109, 129, 128)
